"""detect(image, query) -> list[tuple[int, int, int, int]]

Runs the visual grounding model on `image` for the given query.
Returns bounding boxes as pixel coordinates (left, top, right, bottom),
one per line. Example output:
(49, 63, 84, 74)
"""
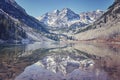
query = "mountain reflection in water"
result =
(0, 42, 120, 80)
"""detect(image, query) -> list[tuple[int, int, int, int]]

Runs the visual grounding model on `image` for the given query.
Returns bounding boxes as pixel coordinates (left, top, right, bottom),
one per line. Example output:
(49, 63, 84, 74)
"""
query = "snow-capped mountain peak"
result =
(59, 8, 80, 21)
(79, 10, 104, 23)
(53, 9, 60, 14)
(96, 9, 101, 13)
(61, 8, 73, 13)
(37, 8, 104, 29)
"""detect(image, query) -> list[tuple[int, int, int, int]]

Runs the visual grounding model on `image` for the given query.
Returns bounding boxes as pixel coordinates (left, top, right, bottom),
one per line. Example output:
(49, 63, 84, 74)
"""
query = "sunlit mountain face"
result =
(37, 8, 104, 35)
(38, 8, 103, 28)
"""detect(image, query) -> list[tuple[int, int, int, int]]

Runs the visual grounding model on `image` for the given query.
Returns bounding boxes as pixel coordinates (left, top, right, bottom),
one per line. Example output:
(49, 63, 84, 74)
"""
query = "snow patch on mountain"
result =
(79, 10, 104, 24)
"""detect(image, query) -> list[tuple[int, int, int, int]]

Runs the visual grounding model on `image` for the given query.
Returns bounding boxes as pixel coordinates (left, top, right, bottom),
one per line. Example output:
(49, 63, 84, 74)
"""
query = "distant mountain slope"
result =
(37, 8, 104, 36)
(38, 8, 104, 29)
(79, 10, 104, 24)
(75, 0, 120, 42)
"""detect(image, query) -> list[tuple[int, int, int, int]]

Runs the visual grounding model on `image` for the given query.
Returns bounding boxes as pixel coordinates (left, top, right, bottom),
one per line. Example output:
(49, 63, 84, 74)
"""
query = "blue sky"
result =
(16, 0, 114, 17)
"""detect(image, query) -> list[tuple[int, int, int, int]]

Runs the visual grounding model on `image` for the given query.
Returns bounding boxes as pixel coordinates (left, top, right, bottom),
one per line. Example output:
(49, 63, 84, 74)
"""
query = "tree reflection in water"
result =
(0, 42, 120, 80)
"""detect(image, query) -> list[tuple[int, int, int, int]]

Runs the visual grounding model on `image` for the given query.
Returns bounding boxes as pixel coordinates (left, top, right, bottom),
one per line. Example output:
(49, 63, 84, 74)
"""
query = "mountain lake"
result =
(0, 42, 120, 80)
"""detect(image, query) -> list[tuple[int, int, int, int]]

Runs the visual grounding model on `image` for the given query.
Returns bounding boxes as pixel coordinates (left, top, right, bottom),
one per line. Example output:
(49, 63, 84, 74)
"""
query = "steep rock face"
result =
(38, 8, 81, 28)
(59, 8, 80, 21)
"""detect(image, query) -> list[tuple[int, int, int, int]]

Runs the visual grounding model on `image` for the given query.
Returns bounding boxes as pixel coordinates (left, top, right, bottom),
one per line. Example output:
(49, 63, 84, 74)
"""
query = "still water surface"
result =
(0, 42, 120, 80)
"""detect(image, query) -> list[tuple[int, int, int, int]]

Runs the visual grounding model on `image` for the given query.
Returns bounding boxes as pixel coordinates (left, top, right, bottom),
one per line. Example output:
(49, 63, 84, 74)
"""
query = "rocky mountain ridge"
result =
(38, 8, 104, 29)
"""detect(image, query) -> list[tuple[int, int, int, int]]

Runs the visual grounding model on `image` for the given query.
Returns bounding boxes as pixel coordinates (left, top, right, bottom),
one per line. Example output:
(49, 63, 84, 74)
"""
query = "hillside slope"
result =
(0, 0, 55, 43)
(75, 0, 120, 42)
